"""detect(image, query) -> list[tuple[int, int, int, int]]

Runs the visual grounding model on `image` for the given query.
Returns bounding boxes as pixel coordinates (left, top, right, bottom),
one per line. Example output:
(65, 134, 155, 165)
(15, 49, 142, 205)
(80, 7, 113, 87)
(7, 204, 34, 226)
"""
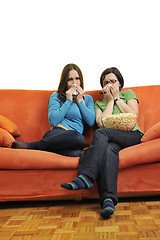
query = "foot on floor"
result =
(100, 198, 115, 218)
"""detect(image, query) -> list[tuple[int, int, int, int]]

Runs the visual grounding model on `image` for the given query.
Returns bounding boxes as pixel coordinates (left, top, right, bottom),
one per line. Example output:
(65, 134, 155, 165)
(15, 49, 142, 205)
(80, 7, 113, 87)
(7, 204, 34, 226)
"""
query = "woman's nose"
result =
(72, 79, 77, 84)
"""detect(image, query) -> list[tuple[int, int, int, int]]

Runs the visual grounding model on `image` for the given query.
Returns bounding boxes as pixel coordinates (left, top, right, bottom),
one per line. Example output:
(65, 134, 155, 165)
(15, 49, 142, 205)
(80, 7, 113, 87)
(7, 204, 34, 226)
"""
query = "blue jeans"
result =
(78, 128, 143, 206)
(28, 127, 85, 157)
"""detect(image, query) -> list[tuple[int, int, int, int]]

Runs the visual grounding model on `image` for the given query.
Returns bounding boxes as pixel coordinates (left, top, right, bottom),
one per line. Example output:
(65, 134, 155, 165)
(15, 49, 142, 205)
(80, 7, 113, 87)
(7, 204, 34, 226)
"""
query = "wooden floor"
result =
(0, 196, 160, 240)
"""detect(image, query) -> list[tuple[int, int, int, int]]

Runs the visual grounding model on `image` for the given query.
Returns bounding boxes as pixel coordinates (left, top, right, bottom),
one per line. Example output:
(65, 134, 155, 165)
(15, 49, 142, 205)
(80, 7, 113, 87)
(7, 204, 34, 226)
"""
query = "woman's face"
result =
(66, 70, 81, 90)
(102, 73, 120, 89)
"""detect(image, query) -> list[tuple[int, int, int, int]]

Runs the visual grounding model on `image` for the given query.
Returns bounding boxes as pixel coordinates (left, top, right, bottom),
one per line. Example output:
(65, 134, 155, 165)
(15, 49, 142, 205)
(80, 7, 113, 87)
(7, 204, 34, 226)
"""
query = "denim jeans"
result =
(28, 127, 85, 157)
(78, 128, 143, 206)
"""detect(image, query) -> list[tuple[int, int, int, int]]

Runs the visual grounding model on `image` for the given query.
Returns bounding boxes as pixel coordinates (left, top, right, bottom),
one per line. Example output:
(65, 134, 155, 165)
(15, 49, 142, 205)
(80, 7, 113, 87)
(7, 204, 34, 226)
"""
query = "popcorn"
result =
(102, 113, 137, 131)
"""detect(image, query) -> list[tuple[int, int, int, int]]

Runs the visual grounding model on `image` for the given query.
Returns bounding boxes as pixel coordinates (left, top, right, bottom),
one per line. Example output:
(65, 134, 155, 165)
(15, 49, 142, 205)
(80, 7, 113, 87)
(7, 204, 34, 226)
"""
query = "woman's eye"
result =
(103, 81, 108, 86)
(110, 79, 117, 84)
(67, 77, 80, 82)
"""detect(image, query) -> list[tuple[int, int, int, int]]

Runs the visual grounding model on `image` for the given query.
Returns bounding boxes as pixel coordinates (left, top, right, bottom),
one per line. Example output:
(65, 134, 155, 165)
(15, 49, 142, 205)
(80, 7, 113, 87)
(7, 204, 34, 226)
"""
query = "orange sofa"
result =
(0, 85, 160, 202)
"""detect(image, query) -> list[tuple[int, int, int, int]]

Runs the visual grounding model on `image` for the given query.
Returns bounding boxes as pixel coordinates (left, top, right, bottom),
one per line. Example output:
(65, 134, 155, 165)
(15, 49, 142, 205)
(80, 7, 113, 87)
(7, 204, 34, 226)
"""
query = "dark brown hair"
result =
(100, 67, 124, 90)
(57, 63, 84, 102)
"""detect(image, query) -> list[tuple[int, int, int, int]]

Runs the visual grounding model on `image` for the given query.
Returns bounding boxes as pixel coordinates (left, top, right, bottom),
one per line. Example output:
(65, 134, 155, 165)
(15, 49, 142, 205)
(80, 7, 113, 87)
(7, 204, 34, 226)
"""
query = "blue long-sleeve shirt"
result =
(48, 93, 96, 134)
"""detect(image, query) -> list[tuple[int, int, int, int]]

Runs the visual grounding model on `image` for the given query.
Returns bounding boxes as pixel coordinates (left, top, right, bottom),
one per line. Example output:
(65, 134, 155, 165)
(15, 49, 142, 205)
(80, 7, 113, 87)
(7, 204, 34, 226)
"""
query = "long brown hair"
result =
(57, 63, 84, 102)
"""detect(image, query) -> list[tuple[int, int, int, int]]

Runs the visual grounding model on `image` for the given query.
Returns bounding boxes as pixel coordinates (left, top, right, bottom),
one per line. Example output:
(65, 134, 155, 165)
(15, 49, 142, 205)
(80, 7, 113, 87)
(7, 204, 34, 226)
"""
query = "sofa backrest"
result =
(0, 85, 159, 145)
(124, 85, 160, 134)
(1, 90, 52, 142)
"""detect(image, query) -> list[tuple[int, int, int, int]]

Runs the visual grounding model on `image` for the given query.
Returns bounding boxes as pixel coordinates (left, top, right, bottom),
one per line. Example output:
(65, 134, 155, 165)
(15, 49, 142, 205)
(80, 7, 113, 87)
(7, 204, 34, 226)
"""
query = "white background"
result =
(0, 0, 160, 91)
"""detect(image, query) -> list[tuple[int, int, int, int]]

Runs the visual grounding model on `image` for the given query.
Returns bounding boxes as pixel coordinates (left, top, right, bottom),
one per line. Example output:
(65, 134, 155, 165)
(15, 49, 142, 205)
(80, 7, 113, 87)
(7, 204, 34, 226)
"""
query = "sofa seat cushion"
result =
(0, 138, 160, 170)
(119, 138, 160, 169)
(0, 148, 79, 170)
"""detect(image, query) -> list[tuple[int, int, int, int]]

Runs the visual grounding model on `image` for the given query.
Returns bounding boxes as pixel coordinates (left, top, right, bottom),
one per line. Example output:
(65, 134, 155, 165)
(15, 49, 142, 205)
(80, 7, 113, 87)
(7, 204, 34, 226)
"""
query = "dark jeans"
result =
(28, 127, 85, 157)
(78, 128, 143, 206)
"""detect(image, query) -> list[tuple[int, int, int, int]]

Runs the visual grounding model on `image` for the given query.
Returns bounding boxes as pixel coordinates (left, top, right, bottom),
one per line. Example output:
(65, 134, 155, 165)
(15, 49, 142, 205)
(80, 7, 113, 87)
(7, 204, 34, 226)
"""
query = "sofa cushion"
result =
(0, 148, 79, 169)
(0, 128, 15, 148)
(119, 138, 160, 169)
(1, 138, 160, 170)
(141, 121, 160, 142)
(0, 115, 21, 137)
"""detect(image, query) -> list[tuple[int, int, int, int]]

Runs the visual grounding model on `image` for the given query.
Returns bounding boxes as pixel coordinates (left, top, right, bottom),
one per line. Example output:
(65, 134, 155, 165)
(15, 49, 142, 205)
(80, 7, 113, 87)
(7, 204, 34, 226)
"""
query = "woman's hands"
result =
(66, 84, 85, 104)
(73, 85, 85, 104)
(96, 83, 120, 128)
(66, 85, 76, 101)
(102, 83, 120, 101)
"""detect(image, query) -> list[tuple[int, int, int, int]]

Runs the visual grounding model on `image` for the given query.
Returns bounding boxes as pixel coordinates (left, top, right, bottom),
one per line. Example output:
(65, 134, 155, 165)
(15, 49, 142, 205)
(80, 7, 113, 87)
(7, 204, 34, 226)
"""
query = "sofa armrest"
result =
(141, 121, 160, 143)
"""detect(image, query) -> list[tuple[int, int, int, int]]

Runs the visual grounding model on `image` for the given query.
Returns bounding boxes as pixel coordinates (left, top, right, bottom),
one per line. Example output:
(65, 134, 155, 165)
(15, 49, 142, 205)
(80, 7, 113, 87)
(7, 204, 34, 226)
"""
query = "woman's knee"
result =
(95, 128, 105, 135)
(107, 142, 121, 154)
(94, 128, 111, 138)
(72, 131, 85, 146)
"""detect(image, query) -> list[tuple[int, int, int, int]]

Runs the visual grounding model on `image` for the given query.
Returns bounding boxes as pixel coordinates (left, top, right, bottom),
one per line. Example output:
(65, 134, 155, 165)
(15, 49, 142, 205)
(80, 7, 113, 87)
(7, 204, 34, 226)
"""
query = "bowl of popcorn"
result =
(101, 113, 137, 131)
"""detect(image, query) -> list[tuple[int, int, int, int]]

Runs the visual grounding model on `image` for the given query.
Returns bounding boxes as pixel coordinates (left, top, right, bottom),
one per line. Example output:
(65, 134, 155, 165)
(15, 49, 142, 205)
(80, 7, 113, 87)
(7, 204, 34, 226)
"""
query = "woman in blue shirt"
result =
(11, 63, 95, 157)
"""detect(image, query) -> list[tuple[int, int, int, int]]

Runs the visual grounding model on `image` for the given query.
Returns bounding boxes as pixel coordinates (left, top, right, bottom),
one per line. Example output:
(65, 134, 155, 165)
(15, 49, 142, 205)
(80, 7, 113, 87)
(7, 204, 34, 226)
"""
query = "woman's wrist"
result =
(114, 97, 121, 104)
(65, 98, 72, 103)
(66, 94, 72, 101)
(108, 99, 114, 104)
